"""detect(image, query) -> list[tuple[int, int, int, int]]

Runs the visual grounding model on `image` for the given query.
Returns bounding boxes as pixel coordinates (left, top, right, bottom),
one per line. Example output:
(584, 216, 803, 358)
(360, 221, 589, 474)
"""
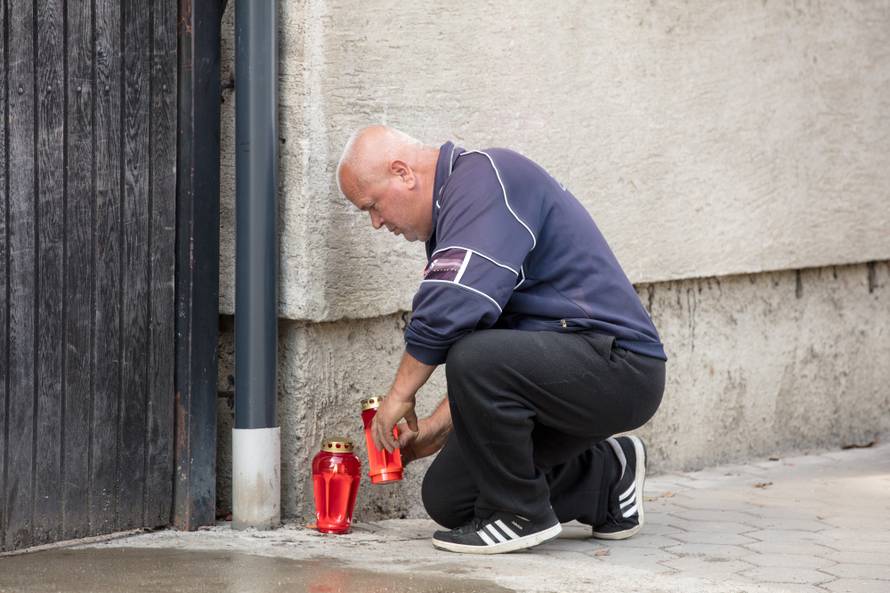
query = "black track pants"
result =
(421, 329, 665, 527)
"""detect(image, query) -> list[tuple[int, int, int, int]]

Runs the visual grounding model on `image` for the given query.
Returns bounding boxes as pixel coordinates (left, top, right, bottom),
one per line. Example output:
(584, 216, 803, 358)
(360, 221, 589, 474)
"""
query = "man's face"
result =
(346, 169, 432, 242)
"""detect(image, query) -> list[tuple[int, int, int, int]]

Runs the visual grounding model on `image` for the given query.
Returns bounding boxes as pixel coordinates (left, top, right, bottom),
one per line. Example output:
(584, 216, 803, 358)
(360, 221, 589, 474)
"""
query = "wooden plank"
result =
(5, 0, 36, 551)
(117, 0, 150, 530)
(90, 0, 122, 536)
(0, 0, 8, 551)
(62, 0, 94, 540)
(173, 0, 221, 531)
(173, 0, 196, 529)
(144, 0, 176, 529)
(33, 0, 65, 547)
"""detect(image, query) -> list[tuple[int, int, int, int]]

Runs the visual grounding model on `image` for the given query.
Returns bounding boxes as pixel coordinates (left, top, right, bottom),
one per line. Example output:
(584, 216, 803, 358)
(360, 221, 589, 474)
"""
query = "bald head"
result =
(336, 125, 441, 242)
(337, 125, 428, 198)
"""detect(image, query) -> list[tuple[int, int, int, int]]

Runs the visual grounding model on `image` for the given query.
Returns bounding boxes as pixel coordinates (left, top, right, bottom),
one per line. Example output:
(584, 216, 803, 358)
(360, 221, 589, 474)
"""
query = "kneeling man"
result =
(337, 125, 666, 554)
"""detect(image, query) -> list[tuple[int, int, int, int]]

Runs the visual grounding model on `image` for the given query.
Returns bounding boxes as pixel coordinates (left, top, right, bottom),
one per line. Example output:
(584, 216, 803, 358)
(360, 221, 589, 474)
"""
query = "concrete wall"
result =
(219, 0, 890, 321)
(215, 2, 890, 520)
(217, 261, 890, 521)
(217, 313, 448, 520)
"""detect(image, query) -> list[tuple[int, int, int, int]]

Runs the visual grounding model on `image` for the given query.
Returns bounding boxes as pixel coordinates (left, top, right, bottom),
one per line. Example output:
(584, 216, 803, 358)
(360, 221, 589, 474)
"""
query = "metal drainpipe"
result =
(233, 0, 280, 530)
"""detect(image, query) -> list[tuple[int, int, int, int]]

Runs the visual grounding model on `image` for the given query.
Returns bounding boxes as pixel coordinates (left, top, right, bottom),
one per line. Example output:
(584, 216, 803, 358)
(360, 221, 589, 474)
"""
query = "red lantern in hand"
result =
(360, 397, 404, 484)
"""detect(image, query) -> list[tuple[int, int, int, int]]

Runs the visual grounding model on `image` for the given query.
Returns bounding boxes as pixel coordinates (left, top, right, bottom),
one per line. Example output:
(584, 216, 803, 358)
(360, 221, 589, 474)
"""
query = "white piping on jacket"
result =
(458, 150, 537, 250)
(454, 251, 472, 284)
(420, 279, 502, 313)
(431, 245, 519, 276)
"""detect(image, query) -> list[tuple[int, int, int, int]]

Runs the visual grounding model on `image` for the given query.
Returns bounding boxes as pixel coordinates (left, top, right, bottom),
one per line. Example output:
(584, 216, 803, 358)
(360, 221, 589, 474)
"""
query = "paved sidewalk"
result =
(35, 442, 890, 592)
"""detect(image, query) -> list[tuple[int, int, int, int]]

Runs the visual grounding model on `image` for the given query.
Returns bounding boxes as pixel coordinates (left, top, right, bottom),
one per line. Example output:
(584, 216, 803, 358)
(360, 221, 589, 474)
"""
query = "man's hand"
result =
(370, 350, 437, 453)
(371, 391, 418, 453)
(396, 416, 449, 465)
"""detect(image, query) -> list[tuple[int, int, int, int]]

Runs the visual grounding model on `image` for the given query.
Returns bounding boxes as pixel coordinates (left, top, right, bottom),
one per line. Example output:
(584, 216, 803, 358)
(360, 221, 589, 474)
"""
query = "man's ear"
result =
(391, 160, 416, 188)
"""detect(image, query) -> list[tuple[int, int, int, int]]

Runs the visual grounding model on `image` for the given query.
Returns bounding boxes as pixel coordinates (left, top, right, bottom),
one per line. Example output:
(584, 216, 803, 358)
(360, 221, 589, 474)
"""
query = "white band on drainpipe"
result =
(232, 427, 281, 530)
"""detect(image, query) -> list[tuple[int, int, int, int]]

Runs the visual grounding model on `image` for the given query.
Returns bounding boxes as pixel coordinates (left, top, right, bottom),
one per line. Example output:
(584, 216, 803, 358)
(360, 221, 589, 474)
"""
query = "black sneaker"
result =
(592, 435, 647, 540)
(431, 509, 562, 554)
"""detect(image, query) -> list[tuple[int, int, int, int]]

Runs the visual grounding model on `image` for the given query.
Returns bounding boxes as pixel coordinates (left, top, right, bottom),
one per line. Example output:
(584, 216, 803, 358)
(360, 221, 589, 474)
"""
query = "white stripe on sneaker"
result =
(477, 530, 496, 546)
(485, 524, 507, 543)
(606, 437, 627, 479)
(591, 436, 647, 541)
(619, 481, 635, 501)
(494, 520, 519, 539)
(432, 522, 563, 555)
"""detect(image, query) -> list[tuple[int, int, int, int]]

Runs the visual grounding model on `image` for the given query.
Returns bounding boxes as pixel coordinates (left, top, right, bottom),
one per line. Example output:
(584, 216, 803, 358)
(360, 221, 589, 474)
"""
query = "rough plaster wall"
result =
(218, 1, 890, 321)
(636, 261, 890, 472)
(216, 261, 890, 521)
(217, 312, 447, 521)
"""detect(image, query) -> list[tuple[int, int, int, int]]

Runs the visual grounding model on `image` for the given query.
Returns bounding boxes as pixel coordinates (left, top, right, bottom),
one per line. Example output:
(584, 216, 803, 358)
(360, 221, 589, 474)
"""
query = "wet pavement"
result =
(0, 548, 512, 593)
(1, 441, 888, 593)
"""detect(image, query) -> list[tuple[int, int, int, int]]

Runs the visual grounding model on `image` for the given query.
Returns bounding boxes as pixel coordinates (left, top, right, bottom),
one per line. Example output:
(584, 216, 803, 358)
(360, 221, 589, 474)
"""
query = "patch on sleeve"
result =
(423, 248, 470, 282)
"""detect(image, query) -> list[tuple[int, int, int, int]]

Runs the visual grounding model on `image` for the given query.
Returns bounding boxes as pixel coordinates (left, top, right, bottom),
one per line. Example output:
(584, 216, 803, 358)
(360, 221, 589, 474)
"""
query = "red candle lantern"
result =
(312, 437, 361, 534)
(360, 397, 404, 484)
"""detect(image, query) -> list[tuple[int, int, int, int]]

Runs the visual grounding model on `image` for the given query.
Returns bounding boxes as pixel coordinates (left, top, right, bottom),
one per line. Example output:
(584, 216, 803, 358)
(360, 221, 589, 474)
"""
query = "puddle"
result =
(0, 547, 515, 593)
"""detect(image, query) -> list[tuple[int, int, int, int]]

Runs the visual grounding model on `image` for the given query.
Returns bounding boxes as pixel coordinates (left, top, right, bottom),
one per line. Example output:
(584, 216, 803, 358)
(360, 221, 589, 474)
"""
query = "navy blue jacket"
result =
(404, 142, 666, 365)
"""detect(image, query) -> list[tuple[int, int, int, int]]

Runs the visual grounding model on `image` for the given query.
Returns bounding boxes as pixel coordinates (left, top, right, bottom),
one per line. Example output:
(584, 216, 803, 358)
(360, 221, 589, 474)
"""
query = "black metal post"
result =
(234, 0, 277, 430)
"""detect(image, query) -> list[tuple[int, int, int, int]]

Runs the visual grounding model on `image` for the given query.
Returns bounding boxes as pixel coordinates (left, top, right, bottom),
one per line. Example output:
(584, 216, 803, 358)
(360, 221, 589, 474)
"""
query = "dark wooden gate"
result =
(0, 0, 220, 552)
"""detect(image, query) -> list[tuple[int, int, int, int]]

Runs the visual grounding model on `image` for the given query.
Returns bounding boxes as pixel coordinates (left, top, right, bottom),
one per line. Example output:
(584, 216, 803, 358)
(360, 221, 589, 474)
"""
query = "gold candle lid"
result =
(360, 396, 382, 411)
(321, 437, 354, 453)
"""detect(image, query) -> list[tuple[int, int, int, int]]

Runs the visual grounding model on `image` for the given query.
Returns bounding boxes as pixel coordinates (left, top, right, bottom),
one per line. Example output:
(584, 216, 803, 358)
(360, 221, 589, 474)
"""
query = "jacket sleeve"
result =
(404, 155, 537, 365)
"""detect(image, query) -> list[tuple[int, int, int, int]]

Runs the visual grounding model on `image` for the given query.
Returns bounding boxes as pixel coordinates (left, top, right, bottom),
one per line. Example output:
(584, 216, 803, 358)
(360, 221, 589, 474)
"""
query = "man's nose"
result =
(370, 210, 383, 229)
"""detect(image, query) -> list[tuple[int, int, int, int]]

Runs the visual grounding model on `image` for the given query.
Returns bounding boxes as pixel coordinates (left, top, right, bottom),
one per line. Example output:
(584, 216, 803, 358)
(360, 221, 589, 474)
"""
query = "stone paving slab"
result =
(70, 440, 890, 593)
(741, 553, 837, 569)
(823, 579, 890, 593)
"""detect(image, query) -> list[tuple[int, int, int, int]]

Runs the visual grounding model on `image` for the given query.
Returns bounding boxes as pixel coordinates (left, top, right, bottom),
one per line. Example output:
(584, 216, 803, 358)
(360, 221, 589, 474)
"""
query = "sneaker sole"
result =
(431, 522, 563, 555)
(592, 435, 646, 540)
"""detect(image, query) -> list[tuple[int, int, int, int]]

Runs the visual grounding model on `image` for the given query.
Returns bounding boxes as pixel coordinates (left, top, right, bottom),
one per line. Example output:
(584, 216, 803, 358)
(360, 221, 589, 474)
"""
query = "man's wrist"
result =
(425, 411, 452, 441)
(387, 386, 416, 403)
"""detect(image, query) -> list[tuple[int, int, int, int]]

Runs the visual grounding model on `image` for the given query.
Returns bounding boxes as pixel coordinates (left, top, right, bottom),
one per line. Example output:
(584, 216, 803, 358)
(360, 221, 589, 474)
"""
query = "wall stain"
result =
(686, 286, 697, 352)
